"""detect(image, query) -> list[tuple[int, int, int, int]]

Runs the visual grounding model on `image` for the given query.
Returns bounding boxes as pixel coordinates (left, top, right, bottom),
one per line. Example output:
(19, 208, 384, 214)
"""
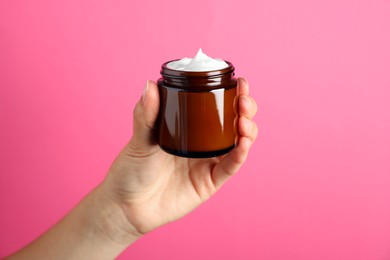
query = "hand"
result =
(100, 77, 258, 242)
(6, 78, 258, 260)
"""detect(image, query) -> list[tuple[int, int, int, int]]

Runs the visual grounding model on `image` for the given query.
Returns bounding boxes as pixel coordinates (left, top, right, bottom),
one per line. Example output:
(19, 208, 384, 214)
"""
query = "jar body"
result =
(157, 62, 237, 158)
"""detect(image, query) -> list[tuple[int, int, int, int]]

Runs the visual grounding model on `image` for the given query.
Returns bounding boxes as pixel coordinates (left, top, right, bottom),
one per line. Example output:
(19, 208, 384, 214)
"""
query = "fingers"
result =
(129, 80, 160, 150)
(237, 77, 258, 140)
(211, 77, 258, 189)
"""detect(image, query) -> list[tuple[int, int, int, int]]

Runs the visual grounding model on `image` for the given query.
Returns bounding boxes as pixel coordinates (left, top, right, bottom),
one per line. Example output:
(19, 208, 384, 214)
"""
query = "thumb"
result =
(129, 80, 160, 151)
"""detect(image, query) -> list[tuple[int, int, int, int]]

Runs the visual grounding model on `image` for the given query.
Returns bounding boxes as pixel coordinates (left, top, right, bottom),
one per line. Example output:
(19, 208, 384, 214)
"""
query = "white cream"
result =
(167, 48, 229, 72)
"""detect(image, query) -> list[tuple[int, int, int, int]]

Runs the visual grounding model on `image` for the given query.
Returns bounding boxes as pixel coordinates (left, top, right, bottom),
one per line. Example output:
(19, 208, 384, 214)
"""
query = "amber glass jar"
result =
(156, 61, 237, 158)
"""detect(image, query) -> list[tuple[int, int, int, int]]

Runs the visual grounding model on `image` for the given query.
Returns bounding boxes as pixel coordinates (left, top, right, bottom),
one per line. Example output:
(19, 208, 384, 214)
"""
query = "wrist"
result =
(85, 184, 142, 247)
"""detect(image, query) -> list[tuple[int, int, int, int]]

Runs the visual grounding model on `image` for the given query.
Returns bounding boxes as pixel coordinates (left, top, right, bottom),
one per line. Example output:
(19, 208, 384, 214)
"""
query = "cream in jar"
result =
(166, 48, 229, 72)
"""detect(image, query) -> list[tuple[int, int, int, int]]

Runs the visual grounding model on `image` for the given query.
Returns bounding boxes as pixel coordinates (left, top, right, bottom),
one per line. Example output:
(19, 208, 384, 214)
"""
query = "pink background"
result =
(1, 0, 390, 259)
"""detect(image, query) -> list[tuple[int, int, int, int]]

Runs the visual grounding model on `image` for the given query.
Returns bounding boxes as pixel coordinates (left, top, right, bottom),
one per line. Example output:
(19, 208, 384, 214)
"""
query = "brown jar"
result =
(156, 61, 237, 158)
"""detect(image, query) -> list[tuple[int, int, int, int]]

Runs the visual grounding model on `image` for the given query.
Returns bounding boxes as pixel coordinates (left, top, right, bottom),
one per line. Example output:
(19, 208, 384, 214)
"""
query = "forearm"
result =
(6, 185, 140, 260)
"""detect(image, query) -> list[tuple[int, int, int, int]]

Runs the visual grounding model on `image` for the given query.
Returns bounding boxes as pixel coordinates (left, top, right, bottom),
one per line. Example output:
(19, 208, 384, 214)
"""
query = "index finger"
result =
(238, 77, 249, 96)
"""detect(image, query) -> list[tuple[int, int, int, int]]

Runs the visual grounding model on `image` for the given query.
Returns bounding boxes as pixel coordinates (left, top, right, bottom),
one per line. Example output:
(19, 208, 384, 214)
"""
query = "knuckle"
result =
(248, 97, 258, 117)
(252, 123, 259, 141)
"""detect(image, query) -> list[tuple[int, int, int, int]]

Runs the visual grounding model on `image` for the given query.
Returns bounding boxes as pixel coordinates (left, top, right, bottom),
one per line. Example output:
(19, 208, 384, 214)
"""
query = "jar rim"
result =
(161, 60, 235, 78)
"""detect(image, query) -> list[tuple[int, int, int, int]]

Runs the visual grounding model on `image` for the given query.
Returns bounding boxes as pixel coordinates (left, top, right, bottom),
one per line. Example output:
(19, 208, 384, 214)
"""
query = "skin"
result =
(7, 77, 258, 260)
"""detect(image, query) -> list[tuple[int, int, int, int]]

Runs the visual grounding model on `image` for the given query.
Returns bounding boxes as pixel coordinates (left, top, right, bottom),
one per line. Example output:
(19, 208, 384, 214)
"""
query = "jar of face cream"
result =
(157, 49, 237, 158)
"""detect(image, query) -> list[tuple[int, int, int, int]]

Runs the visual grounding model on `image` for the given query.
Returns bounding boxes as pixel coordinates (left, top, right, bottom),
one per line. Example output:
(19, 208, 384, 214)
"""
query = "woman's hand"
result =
(101, 77, 258, 242)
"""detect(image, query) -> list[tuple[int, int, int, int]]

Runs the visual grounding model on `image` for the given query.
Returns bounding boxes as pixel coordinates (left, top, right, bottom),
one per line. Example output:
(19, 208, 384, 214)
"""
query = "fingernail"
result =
(240, 77, 248, 85)
(241, 95, 248, 104)
(142, 80, 149, 104)
(237, 77, 249, 95)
